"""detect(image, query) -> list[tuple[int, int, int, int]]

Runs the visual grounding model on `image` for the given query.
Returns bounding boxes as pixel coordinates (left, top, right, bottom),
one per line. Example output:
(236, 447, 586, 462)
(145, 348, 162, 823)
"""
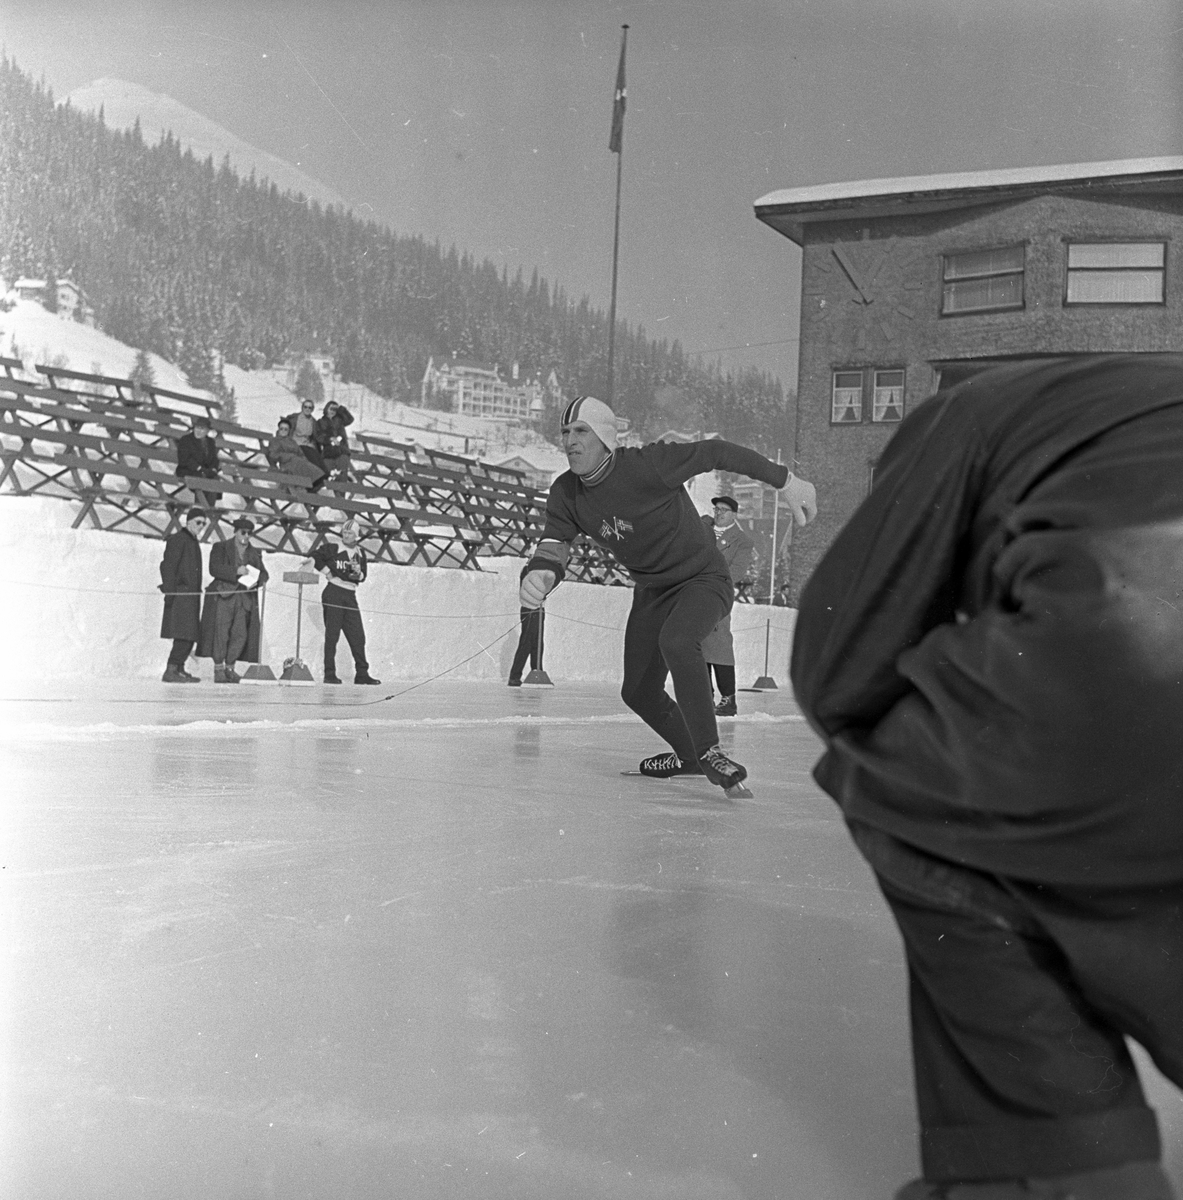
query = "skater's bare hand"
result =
(519, 569, 555, 609)
(782, 474, 818, 526)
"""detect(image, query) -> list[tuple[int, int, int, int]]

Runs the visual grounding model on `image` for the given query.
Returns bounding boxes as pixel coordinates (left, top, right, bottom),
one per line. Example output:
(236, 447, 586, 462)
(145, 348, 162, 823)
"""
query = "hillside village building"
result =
(420, 356, 560, 423)
(754, 155, 1183, 591)
(9, 277, 95, 325)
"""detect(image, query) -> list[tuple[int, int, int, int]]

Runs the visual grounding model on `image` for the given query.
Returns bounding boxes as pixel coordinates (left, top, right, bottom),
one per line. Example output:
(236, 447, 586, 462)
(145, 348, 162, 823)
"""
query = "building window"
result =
(872, 370, 905, 422)
(832, 368, 906, 424)
(1065, 242, 1165, 304)
(831, 371, 863, 423)
(941, 245, 1025, 314)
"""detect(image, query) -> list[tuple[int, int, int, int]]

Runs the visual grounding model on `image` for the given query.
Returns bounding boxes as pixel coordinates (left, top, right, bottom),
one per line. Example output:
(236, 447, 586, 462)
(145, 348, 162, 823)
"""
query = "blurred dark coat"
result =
(315, 405, 354, 461)
(175, 430, 219, 478)
(196, 537, 269, 661)
(702, 520, 756, 665)
(792, 354, 1183, 888)
(159, 527, 203, 640)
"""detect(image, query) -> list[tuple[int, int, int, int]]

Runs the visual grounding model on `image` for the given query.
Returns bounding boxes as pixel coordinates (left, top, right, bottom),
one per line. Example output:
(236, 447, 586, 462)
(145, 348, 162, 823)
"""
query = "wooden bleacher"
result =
(0, 365, 629, 583)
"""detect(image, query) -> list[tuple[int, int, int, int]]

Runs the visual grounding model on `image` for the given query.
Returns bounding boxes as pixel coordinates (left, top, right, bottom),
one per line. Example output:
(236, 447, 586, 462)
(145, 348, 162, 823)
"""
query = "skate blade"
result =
(620, 770, 704, 779)
(723, 782, 754, 799)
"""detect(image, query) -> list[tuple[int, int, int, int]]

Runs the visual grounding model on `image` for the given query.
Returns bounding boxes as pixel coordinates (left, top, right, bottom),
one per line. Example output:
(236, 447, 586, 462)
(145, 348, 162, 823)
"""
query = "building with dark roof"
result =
(754, 155, 1183, 591)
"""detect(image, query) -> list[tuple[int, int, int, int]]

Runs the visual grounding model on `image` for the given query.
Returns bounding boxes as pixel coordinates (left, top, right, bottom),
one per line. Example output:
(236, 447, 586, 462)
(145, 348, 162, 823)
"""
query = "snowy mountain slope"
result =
(66, 78, 350, 212)
(0, 299, 201, 395)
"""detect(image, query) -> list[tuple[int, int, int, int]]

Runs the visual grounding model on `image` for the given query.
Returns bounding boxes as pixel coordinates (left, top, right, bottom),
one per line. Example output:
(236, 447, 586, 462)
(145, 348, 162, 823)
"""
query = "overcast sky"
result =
(3, 0, 1182, 388)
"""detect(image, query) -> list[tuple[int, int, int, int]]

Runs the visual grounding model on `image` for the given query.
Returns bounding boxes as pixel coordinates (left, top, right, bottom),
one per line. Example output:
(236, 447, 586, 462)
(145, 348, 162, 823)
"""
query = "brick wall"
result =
(788, 190, 1183, 592)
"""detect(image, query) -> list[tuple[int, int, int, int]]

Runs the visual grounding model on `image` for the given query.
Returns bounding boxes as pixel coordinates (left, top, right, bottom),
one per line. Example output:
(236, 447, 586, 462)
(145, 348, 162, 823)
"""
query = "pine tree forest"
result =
(0, 58, 793, 453)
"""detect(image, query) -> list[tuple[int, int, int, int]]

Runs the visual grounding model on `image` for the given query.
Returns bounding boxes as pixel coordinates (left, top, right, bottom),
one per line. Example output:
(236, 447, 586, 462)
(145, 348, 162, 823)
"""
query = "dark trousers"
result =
(710, 663, 736, 696)
(849, 821, 1183, 1184)
(621, 572, 732, 762)
(213, 595, 250, 664)
(510, 607, 544, 681)
(323, 583, 368, 675)
(167, 638, 195, 667)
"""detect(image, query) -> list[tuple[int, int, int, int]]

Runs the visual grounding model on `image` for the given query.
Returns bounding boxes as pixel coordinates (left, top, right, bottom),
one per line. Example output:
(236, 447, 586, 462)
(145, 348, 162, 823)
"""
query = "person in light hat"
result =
(304, 518, 380, 685)
(519, 395, 817, 793)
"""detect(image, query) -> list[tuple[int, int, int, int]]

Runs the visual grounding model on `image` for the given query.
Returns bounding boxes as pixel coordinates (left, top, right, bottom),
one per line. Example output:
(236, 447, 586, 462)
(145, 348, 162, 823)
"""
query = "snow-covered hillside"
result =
(0, 299, 197, 394)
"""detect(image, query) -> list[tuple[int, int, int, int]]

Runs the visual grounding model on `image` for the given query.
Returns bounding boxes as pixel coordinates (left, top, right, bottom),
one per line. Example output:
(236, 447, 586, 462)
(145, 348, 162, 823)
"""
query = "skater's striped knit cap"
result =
(561, 395, 617, 451)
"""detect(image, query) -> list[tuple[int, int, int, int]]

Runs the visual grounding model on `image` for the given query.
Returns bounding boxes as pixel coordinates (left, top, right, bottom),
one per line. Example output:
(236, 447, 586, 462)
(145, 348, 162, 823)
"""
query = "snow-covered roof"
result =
(755, 156, 1183, 245)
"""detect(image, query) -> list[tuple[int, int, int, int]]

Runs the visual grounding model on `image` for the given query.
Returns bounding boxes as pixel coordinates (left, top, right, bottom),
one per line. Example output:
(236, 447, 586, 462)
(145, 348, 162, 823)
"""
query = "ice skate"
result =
(714, 694, 737, 717)
(698, 745, 752, 798)
(622, 751, 703, 778)
(354, 672, 381, 685)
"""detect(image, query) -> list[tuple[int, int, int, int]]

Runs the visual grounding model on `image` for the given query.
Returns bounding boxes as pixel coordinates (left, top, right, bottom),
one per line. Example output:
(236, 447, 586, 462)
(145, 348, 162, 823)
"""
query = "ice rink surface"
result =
(3, 680, 1180, 1200)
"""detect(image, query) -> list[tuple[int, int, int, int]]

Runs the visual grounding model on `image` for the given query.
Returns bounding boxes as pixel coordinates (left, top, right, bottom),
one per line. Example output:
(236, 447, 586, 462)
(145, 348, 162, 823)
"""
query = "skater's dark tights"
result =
(621, 576, 730, 762)
(711, 663, 735, 697)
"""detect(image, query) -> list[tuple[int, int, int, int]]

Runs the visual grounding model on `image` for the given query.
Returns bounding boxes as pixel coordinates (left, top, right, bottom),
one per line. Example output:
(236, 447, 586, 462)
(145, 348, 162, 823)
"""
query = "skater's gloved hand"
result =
(781, 473, 818, 526)
(519, 568, 556, 609)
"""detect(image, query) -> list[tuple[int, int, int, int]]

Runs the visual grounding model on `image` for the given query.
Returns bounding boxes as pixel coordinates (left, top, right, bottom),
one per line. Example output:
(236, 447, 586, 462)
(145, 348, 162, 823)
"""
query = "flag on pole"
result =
(609, 25, 628, 154)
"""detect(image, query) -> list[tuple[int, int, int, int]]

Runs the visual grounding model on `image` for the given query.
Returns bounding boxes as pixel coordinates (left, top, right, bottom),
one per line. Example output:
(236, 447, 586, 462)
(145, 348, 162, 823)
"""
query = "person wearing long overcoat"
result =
(701, 494, 755, 715)
(159, 506, 209, 682)
(196, 517, 269, 682)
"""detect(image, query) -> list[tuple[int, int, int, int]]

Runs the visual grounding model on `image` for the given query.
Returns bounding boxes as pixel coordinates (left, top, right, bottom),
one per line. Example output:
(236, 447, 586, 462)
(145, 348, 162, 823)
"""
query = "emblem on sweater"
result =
(600, 516, 633, 541)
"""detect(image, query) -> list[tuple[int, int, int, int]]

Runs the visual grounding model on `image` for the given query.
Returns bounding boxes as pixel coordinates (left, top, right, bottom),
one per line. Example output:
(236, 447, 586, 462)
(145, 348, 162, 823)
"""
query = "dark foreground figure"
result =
(792, 356, 1183, 1199)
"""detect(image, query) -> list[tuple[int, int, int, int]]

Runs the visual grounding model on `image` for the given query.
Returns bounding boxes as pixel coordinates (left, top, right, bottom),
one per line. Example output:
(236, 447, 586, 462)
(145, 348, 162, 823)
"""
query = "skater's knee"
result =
(657, 625, 699, 668)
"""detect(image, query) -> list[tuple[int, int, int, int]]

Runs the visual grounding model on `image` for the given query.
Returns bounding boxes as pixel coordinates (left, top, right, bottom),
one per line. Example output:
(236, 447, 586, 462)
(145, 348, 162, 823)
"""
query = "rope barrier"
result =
(2, 575, 789, 631)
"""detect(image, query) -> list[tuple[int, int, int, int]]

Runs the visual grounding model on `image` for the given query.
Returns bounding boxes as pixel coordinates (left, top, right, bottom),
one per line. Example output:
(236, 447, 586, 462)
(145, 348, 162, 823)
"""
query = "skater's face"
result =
(561, 420, 610, 475)
(341, 526, 359, 546)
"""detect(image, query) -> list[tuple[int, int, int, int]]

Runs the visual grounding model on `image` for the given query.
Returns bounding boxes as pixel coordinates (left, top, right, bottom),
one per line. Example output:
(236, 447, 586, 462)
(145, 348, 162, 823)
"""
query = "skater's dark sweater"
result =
(541, 440, 788, 589)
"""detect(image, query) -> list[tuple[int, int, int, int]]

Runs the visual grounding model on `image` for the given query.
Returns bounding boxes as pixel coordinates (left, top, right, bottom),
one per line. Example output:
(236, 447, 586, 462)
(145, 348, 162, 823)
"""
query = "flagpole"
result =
(607, 134, 624, 406)
(606, 24, 628, 408)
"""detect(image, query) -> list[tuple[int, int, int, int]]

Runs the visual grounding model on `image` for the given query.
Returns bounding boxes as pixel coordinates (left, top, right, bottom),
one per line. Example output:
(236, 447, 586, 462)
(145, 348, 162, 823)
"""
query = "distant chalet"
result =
(421, 356, 562, 423)
(754, 155, 1183, 590)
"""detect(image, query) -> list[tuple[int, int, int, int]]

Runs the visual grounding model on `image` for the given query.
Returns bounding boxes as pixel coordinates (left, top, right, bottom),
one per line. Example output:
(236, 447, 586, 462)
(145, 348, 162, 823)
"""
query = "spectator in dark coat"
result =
(159, 506, 208, 682)
(315, 400, 354, 482)
(792, 355, 1183, 1200)
(175, 416, 222, 506)
(197, 517, 269, 683)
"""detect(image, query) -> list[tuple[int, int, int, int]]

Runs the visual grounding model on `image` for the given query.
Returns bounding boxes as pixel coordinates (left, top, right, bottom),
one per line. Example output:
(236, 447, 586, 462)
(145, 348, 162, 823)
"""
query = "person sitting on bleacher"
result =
(175, 416, 222, 506)
(266, 418, 326, 489)
(315, 400, 354, 482)
(283, 398, 329, 478)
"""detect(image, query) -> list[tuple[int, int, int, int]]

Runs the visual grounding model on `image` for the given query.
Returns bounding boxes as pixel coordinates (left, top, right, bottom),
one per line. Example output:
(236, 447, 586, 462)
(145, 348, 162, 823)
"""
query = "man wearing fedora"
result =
(701, 494, 755, 716)
(198, 516, 269, 683)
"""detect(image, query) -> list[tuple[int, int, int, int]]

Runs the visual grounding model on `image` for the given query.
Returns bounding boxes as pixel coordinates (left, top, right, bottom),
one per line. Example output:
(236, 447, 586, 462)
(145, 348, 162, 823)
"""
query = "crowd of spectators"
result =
(173, 398, 355, 501)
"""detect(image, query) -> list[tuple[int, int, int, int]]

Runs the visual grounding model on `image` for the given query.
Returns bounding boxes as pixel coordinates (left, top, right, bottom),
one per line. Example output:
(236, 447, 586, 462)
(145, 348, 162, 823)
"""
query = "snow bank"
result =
(0, 496, 797, 685)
